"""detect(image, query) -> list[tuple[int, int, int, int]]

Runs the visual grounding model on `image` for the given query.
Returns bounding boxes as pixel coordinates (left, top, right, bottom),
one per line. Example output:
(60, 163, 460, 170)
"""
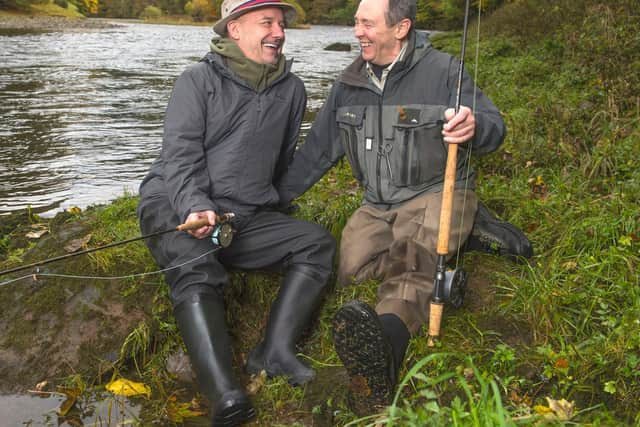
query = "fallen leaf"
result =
(534, 404, 553, 415)
(27, 380, 51, 397)
(246, 370, 267, 395)
(26, 225, 48, 239)
(64, 234, 92, 253)
(105, 378, 151, 398)
(56, 386, 81, 416)
(166, 399, 208, 423)
(509, 388, 532, 406)
(554, 358, 569, 369)
(546, 397, 574, 420)
(190, 397, 204, 411)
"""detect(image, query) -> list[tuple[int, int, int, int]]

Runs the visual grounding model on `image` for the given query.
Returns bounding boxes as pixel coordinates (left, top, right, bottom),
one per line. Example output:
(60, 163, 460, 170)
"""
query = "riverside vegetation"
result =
(0, 0, 638, 426)
(1, 0, 503, 30)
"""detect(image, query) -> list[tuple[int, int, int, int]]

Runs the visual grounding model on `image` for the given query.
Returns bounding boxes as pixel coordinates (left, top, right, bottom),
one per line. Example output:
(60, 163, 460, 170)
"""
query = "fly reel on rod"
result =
(211, 222, 234, 248)
(441, 268, 467, 309)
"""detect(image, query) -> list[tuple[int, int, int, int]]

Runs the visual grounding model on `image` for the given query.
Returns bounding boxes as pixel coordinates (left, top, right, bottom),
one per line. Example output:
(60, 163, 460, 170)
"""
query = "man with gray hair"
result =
(137, 1, 335, 425)
(277, 0, 529, 415)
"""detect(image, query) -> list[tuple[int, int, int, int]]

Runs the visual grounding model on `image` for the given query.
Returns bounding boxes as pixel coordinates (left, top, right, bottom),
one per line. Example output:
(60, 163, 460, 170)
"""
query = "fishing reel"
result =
(211, 222, 234, 248)
(441, 268, 468, 309)
(211, 212, 235, 248)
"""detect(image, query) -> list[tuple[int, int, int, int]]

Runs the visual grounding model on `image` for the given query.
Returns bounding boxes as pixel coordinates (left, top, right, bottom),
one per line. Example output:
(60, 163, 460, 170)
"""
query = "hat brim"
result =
(214, 2, 297, 36)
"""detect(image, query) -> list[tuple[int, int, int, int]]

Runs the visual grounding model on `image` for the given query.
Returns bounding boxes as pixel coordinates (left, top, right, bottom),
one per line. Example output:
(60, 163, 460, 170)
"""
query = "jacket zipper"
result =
(376, 87, 385, 202)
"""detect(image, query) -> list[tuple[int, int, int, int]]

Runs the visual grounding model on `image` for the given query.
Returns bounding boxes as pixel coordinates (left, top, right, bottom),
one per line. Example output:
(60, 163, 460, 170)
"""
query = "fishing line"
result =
(428, 0, 475, 345)
(0, 246, 221, 288)
(454, 0, 483, 270)
(0, 214, 234, 280)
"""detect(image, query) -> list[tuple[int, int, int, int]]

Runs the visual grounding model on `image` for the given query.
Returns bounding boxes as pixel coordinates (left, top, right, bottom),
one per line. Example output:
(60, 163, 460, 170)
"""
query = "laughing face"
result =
(227, 7, 286, 65)
(354, 0, 408, 65)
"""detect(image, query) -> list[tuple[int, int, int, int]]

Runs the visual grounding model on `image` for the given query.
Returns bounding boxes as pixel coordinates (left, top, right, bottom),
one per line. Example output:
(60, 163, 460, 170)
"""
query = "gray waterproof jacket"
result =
(139, 52, 306, 222)
(277, 31, 505, 208)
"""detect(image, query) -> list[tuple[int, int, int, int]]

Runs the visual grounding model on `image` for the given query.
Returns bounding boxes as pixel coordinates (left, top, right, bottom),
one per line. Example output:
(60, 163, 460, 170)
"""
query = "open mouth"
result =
(263, 42, 281, 52)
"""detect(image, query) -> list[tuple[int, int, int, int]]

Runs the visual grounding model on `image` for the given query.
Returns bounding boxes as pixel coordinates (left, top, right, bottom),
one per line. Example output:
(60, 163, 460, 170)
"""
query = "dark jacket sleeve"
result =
(162, 66, 217, 222)
(274, 78, 307, 185)
(448, 56, 506, 155)
(276, 83, 346, 204)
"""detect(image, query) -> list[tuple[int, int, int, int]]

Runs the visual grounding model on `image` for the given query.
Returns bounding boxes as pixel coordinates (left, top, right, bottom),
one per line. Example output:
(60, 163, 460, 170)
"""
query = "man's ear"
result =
(227, 20, 241, 40)
(395, 18, 411, 40)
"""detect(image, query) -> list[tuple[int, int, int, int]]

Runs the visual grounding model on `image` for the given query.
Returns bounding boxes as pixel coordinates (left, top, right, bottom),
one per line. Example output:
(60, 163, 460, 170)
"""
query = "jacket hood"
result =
(338, 30, 432, 88)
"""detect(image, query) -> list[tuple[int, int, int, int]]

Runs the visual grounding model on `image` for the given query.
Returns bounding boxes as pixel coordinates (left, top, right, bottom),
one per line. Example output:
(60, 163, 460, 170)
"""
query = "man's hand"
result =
(443, 106, 475, 144)
(185, 210, 217, 239)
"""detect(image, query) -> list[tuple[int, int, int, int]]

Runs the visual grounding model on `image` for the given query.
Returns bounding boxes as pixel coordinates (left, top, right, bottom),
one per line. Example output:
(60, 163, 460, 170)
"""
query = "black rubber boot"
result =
(245, 266, 327, 386)
(332, 300, 399, 416)
(466, 202, 534, 260)
(378, 313, 410, 369)
(174, 294, 256, 427)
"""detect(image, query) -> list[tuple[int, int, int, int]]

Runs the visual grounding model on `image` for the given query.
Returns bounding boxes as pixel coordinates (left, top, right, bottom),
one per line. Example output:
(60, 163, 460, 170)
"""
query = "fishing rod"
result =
(0, 213, 235, 277)
(428, 0, 472, 346)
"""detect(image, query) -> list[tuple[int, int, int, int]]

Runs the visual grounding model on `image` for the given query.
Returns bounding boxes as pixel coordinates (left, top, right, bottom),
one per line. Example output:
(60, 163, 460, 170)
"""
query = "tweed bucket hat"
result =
(214, 0, 297, 36)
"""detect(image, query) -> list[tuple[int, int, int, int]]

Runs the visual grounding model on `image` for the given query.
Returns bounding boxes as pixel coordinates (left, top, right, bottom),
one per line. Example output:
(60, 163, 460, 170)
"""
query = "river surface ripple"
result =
(0, 22, 358, 217)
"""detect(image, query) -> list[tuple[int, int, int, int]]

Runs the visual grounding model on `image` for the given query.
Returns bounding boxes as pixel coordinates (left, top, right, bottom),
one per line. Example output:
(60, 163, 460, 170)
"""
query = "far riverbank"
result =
(0, 13, 122, 31)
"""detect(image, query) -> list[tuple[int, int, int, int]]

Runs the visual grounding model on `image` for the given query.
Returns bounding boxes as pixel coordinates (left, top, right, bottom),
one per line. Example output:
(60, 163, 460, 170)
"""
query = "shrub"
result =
(140, 5, 162, 19)
(184, 0, 215, 22)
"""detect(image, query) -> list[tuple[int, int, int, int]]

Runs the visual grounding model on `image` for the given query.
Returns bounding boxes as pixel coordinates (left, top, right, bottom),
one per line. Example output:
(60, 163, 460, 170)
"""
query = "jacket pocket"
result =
(336, 106, 366, 181)
(391, 106, 447, 187)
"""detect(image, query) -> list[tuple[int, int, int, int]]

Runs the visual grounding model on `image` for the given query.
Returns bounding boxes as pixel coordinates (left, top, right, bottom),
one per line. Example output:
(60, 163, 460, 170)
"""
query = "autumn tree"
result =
(184, 0, 215, 21)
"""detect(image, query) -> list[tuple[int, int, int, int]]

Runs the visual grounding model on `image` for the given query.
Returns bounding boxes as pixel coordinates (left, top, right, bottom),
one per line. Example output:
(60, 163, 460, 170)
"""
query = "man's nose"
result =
(272, 23, 285, 38)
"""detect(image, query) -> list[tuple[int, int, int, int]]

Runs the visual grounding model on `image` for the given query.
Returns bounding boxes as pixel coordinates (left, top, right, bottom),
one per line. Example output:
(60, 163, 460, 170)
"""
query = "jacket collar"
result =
(338, 30, 431, 90)
(201, 50, 294, 90)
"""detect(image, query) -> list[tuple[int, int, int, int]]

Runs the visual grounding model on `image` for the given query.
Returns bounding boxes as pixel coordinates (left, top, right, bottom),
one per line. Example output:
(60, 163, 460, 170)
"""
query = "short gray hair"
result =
(385, 0, 416, 26)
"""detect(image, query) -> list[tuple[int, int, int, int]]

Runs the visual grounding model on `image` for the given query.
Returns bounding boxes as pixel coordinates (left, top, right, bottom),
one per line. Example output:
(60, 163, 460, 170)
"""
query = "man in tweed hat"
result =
(138, 1, 336, 425)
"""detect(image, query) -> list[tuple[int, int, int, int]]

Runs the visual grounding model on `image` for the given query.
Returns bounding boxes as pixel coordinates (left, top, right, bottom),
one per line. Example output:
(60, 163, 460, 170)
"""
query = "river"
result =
(0, 22, 358, 217)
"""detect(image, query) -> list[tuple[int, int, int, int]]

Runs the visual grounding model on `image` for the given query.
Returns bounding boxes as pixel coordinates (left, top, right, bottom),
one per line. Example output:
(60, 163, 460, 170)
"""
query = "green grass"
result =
(1, 0, 638, 425)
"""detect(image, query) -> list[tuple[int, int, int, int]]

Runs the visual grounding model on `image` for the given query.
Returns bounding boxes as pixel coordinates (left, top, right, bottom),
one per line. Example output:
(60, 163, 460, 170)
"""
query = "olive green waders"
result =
(338, 190, 477, 334)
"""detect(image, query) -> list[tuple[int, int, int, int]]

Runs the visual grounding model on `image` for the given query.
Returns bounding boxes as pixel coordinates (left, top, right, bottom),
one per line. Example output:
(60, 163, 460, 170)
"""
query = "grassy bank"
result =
(1, 0, 638, 425)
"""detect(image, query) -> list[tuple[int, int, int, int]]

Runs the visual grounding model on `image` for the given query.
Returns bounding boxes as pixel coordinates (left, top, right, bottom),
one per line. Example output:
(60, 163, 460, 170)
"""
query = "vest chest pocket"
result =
(336, 107, 366, 182)
(390, 106, 447, 187)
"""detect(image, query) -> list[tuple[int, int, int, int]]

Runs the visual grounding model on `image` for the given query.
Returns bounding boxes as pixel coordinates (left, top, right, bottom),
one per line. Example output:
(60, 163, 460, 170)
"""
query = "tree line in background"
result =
(1, 0, 509, 30)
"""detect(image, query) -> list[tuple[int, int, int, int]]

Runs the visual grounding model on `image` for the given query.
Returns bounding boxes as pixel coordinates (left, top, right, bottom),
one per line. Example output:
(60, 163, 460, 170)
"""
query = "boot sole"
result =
(213, 400, 256, 427)
(332, 301, 393, 415)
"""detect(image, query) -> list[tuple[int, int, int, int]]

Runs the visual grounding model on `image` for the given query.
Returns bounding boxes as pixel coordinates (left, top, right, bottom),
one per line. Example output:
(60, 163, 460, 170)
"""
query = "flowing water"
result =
(0, 22, 358, 217)
(0, 21, 358, 424)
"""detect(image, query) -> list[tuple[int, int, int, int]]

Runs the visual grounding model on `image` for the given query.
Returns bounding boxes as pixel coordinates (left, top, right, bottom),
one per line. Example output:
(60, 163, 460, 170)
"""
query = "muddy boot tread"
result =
(332, 300, 395, 415)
